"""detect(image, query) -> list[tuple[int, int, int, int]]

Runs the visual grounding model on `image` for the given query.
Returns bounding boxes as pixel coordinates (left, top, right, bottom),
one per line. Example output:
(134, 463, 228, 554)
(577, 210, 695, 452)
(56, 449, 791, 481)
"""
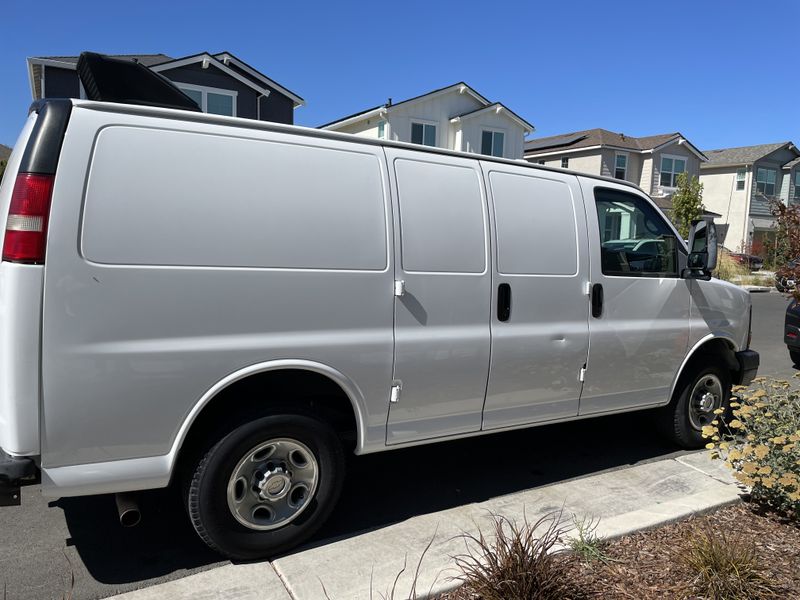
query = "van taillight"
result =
(2, 173, 55, 263)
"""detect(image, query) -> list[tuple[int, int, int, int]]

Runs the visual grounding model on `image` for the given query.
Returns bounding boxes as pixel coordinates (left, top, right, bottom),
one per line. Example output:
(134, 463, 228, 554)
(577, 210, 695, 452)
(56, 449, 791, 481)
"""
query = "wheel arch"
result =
(669, 334, 740, 401)
(168, 360, 368, 477)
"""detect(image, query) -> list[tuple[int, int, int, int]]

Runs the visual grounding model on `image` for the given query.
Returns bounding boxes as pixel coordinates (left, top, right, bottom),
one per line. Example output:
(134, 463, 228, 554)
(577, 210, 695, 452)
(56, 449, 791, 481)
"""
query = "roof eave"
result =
(320, 107, 387, 130)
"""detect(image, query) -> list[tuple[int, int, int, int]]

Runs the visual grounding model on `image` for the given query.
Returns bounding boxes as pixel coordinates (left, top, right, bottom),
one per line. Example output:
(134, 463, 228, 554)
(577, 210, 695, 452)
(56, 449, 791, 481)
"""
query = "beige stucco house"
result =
(523, 129, 707, 212)
(320, 82, 534, 159)
(699, 142, 800, 251)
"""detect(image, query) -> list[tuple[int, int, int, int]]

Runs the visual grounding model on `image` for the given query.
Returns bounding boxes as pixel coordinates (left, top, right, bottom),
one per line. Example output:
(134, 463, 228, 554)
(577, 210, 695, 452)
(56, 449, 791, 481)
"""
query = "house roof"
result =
(783, 157, 800, 170)
(524, 128, 707, 162)
(26, 52, 304, 107)
(31, 54, 173, 67)
(525, 128, 667, 153)
(320, 82, 510, 130)
(449, 102, 534, 133)
(701, 142, 796, 168)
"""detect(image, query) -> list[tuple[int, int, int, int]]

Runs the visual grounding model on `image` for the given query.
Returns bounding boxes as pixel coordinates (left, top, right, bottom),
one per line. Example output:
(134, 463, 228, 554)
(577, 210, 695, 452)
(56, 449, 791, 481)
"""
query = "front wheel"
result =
(660, 362, 731, 448)
(187, 413, 345, 560)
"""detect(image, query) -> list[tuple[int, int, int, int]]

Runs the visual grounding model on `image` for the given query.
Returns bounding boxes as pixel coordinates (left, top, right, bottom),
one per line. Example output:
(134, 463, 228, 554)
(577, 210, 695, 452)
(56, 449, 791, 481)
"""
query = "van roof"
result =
(64, 99, 644, 194)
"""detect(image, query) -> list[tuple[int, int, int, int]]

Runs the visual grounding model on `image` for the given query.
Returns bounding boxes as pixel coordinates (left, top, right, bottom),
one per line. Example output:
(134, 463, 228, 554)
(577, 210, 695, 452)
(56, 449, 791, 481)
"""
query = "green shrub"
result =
(705, 376, 800, 519)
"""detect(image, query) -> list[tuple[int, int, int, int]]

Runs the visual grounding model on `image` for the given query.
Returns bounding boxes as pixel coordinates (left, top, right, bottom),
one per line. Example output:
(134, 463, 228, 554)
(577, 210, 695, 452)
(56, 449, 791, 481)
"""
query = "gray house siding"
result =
(651, 146, 700, 195)
(225, 62, 295, 124)
(749, 151, 794, 215)
(43, 66, 79, 98)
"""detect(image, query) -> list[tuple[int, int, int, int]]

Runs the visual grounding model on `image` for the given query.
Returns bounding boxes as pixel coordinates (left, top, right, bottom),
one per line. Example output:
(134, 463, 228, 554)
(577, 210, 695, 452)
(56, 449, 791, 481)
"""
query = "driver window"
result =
(595, 188, 678, 277)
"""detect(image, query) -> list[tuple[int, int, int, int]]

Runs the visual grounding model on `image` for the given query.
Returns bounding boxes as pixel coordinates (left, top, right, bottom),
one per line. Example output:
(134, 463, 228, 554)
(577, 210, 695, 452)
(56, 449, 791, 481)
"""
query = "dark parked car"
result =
(729, 252, 764, 271)
(775, 258, 798, 293)
(785, 298, 800, 367)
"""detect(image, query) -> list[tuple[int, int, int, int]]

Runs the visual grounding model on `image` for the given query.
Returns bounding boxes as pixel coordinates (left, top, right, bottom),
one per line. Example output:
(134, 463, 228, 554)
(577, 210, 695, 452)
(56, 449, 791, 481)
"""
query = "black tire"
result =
(187, 413, 344, 560)
(791, 350, 800, 368)
(659, 361, 731, 449)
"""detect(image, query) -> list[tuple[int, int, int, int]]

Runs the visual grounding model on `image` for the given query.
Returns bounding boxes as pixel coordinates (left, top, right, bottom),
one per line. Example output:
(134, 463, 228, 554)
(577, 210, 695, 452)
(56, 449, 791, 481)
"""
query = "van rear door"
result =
(481, 163, 590, 429)
(385, 149, 491, 445)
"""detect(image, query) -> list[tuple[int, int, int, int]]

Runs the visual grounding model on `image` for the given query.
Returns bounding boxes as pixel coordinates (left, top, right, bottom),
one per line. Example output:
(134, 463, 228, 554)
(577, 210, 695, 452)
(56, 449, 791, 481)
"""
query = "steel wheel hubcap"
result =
(227, 438, 319, 531)
(689, 374, 723, 430)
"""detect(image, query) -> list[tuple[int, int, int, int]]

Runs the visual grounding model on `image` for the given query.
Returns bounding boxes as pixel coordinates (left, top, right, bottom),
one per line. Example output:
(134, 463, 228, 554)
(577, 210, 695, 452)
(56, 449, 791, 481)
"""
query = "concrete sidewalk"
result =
(107, 451, 741, 600)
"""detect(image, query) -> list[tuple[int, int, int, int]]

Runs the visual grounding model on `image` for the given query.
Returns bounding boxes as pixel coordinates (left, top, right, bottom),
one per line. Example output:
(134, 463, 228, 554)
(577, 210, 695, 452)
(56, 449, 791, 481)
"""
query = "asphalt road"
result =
(0, 292, 795, 600)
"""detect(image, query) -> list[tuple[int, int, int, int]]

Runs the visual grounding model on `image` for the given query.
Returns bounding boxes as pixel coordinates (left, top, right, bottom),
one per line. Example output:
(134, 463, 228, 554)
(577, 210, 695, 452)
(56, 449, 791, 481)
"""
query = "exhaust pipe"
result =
(115, 493, 141, 528)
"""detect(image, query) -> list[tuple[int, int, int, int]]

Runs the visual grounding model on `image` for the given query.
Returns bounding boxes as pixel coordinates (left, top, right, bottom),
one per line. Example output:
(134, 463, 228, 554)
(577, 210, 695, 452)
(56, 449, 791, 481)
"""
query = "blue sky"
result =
(1, 0, 797, 150)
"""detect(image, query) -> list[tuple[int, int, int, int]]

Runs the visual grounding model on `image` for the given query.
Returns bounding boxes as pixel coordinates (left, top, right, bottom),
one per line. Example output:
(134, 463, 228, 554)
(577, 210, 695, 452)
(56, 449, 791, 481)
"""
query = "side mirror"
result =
(682, 219, 717, 281)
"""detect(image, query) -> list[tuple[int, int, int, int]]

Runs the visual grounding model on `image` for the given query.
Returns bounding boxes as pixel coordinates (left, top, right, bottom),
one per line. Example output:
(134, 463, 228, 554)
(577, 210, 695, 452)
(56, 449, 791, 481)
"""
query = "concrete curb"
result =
(107, 452, 742, 600)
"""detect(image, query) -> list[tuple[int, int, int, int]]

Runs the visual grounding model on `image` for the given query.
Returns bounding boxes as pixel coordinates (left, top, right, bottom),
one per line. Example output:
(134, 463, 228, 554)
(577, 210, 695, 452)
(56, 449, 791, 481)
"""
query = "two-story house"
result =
(523, 129, 708, 212)
(26, 51, 305, 124)
(320, 82, 534, 159)
(699, 142, 800, 252)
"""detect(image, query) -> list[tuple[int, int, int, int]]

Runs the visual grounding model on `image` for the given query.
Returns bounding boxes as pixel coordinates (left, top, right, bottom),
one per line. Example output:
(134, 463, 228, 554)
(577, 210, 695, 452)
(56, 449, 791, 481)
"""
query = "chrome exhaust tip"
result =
(115, 492, 141, 528)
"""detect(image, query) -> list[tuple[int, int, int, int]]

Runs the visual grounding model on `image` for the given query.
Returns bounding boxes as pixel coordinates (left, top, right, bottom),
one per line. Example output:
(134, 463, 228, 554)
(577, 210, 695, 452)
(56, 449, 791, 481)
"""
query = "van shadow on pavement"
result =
(57, 409, 686, 586)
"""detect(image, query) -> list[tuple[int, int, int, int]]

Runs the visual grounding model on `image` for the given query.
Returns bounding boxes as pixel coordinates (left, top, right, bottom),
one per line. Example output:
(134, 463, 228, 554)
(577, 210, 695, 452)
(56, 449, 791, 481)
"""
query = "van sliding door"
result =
(481, 164, 590, 429)
(385, 149, 492, 445)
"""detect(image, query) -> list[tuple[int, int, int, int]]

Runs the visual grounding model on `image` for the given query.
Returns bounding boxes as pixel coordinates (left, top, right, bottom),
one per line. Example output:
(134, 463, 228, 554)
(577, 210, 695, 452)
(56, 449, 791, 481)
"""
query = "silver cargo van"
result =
(0, 95, 758, 558)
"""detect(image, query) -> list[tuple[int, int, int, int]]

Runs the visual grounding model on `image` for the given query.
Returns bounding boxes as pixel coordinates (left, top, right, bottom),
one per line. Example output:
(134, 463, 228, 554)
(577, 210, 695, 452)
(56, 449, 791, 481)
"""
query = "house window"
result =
(481, 130, 505, 157)
(659, 155, 686, 188)
(614, 153, 628, 180)
(795, 171, 800, 200)
(537, 160, 545, 165)
(377, 120, 386, 139)
(755, 167, 777, 196)
(561, 157, 569, 169)
(176, 83, 237, 117)
(736, 168, 746, 191)
(411, 122, 436, 147)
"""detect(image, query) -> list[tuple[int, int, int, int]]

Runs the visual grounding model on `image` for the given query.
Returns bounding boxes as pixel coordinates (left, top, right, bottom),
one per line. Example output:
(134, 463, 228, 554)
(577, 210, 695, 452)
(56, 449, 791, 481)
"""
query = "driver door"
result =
(580, 180, 690, 414)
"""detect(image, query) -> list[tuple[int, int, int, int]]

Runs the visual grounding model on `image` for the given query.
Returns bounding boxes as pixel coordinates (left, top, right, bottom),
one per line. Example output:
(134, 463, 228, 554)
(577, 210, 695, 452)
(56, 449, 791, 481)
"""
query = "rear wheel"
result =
(660, 361, 731, 449)
(791, 350, 800, 368)
(187, 413, 344, 559)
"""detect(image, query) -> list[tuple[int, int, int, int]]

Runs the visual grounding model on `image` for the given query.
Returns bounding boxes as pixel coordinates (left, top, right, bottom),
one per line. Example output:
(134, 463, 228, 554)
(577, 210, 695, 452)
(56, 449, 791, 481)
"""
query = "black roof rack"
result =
(76, 52, 201, 112)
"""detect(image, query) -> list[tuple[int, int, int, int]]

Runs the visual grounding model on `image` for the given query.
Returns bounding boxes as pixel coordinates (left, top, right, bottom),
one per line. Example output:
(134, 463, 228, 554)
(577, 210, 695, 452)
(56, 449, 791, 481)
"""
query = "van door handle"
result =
(591, 283, 603, 318)
(498, 283, 511, 322)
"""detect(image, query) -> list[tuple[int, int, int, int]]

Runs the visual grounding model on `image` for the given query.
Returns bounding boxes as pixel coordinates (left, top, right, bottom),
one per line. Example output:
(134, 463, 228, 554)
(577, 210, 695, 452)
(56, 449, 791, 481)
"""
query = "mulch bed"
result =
(444, 503, 800, 599)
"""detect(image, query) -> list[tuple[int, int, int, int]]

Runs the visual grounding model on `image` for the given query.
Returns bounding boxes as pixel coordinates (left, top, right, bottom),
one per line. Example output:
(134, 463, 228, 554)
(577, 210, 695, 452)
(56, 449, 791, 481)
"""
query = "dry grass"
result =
(715, 253, 752, 282)
(683, 527, 779, 600)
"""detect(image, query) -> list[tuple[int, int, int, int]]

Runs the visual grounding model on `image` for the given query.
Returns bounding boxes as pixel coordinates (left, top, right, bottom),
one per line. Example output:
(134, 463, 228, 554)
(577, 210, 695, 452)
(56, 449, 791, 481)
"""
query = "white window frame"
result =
(614, 152, 628, 180)
(755, 167, 777, 197)
(410, 119, 438, 147)
(377, 120, 386, 139)
(659, 153, 688, 189)
(735, 168, 746, 191)
(561, 157, 569, 169)
(480, 127, 506, 158)
(174, 82, 238, 117)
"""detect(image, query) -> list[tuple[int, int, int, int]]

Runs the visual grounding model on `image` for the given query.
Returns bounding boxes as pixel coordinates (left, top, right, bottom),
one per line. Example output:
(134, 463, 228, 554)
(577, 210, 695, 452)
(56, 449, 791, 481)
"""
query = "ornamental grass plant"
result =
(704, 376, 800, 520)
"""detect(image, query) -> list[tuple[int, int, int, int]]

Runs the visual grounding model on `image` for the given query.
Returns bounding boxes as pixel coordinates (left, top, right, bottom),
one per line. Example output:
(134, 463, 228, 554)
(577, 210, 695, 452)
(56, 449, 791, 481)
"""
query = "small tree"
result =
(671, 172, 705, 239)
(769, 198, 800, 300)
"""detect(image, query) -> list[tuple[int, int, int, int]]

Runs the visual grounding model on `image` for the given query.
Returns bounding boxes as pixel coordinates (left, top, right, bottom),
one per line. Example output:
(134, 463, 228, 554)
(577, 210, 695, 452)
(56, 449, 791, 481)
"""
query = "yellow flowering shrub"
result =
(705, 375, 800, 520)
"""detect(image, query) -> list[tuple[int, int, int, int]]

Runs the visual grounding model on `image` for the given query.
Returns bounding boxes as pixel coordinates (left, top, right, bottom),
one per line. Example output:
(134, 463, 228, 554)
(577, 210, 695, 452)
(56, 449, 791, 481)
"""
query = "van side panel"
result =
(40, 107, 394, 470)
(0, 114, 43, 456)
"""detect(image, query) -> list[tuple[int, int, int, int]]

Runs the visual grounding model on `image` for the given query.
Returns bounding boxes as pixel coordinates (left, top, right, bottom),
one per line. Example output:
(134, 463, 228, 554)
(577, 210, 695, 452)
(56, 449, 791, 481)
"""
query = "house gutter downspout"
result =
(257, 93, 265, 121)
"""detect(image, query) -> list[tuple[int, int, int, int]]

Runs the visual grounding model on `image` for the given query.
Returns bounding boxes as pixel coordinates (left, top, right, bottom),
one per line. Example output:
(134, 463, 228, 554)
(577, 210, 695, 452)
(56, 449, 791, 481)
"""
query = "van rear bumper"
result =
(0, 447, 38, 506)
(734, 350, 760, 386)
